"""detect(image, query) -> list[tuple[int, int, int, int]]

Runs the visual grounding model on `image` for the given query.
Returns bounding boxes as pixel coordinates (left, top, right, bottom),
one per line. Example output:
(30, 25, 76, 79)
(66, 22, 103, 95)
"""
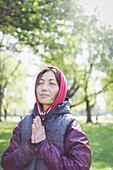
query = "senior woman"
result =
(1, 66, 91, 170)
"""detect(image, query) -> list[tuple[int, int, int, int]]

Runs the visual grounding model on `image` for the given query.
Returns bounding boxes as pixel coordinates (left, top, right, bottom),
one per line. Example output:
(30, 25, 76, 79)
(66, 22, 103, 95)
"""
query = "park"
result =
(0, 0, 113, 169)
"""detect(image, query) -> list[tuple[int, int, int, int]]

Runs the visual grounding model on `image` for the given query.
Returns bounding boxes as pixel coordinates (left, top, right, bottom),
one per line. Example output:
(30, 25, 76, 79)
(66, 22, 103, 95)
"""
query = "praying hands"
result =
(31, 116, 46, 144)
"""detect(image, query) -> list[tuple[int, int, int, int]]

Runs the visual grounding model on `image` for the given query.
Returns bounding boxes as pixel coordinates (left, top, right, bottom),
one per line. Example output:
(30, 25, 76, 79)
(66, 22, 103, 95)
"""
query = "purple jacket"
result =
(1, 101, 91, 170)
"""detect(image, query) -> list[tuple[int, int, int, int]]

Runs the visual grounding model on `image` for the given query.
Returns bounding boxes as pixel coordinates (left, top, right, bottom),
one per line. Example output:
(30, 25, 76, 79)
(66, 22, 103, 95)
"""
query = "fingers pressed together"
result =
(31, 116, 46, 144)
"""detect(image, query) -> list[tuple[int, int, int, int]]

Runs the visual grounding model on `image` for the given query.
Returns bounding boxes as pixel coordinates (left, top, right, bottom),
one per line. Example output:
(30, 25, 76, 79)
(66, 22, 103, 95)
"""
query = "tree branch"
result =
(70, 81, 113, 108)
(67, 76, 80, 98)
(3, 60, 21, 89)
(88, 80, 113, 99)
(70, 98, 85, 108)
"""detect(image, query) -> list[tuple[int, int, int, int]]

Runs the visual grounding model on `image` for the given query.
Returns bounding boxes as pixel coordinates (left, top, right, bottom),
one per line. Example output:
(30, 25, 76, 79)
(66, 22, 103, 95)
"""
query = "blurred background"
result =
(0, 0, 113, 169)
(0, 0, 113, 123)
(0, 0, 113, 122)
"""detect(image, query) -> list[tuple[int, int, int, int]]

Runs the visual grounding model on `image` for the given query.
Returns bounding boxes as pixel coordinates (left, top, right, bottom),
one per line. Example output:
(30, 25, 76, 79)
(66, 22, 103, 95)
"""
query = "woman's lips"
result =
(40, 94, 49, 97)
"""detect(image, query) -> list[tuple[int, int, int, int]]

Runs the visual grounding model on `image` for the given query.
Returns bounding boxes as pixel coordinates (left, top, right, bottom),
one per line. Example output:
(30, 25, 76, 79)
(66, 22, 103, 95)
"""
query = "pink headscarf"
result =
(35, 66, 67, 115)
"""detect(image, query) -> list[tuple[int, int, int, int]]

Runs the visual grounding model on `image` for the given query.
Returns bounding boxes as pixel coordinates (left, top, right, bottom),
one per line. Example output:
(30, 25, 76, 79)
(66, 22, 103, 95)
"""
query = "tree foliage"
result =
(43, 14, 113, 122)
(0, 0, 83, 50)
(0, 0, 113, 123)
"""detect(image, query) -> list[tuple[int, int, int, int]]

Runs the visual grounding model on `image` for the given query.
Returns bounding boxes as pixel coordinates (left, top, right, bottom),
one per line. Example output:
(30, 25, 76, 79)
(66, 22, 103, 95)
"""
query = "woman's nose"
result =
(42, 82, 48, 90)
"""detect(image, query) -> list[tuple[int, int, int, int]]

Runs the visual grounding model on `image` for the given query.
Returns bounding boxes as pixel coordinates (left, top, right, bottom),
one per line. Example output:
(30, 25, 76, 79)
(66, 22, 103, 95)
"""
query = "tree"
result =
(0, 0, 83, 51)
(0, 0, 84, 121)
(69, 16, 113, 122)
(0, 53, 28, 121)
(43, 13, 113, 123)
(1, 0, 113, 123)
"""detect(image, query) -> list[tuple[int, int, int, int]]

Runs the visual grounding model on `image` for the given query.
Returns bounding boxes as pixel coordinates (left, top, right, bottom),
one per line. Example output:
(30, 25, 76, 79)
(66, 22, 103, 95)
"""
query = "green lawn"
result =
(0, 119, 113, 170)
(81, 123, 113, 170)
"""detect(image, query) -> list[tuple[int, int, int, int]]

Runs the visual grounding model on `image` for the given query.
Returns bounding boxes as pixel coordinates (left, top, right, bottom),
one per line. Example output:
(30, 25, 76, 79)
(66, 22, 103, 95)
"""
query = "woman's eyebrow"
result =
(40, 79, 44, 81)
(39, 78, 56, 81)
(49, 79, 56, 81)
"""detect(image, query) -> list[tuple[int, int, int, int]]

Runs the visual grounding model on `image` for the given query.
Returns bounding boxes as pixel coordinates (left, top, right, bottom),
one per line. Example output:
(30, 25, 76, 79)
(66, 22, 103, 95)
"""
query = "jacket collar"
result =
(32, 97, 71, 119)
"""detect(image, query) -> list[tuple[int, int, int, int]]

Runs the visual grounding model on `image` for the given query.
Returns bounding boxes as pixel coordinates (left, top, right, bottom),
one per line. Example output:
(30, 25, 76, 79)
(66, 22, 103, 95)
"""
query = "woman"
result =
(1, 66, 91, 170)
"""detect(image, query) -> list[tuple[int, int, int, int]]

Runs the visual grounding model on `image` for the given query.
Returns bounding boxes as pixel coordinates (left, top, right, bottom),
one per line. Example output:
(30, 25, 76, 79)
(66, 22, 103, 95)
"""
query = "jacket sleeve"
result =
(1, 120, 40, 170)
(38, 120, 91, 170)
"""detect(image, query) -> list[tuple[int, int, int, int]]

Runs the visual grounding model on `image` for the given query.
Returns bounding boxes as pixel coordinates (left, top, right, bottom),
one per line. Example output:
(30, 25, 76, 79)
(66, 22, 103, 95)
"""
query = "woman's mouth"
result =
(40, 93, 49, 97)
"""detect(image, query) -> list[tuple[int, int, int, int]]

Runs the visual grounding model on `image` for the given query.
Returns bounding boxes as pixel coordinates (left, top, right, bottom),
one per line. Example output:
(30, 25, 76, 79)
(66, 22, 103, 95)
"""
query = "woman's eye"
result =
(49, 83, 56, 85)
(38, 82, 44, 85)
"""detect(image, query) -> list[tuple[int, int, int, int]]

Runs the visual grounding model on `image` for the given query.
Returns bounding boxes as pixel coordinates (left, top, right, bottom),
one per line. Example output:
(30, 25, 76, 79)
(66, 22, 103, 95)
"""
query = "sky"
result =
(79, 0, 113, 27)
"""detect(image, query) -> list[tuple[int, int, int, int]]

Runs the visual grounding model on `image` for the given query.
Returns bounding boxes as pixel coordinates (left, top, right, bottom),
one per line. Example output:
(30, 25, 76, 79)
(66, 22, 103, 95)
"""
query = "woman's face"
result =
(36, 71, 59, 111)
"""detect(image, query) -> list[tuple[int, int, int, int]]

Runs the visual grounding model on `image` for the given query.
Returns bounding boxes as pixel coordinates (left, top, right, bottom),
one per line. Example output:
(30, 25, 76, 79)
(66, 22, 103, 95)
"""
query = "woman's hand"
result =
(31, 116, 46, 143)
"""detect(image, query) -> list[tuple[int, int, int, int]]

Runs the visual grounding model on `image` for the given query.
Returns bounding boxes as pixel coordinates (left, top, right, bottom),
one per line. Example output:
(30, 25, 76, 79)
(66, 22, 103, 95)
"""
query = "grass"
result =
(81, 123, 113, 169)
(0, 116, 113, 170)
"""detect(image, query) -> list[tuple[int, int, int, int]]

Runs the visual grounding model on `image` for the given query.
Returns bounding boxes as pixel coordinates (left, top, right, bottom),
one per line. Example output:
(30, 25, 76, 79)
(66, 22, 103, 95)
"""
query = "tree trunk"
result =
(0, 84, 3, 122)
(0, 104, 2, 122)
(0, 93, 3, 122)
(86, 99, 92, 123)
(4, 109, 7, 119)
